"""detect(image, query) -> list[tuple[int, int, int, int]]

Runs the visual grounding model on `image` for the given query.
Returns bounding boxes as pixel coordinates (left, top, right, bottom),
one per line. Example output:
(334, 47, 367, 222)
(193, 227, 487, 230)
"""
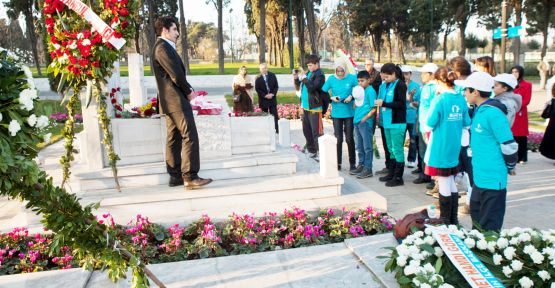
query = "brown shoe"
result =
(184, 178, 213, 189)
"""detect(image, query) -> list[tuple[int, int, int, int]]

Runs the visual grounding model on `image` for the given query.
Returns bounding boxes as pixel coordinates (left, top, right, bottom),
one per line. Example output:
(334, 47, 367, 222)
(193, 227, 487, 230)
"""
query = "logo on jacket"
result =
(448, 105, 462, 121)
(474, 123, 483, 133)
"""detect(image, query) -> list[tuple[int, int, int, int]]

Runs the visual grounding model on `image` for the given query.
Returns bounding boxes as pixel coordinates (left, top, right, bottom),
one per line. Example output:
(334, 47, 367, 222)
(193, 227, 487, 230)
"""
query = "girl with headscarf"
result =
(322, 64, 358, 172)
(232, 66, 254, 113)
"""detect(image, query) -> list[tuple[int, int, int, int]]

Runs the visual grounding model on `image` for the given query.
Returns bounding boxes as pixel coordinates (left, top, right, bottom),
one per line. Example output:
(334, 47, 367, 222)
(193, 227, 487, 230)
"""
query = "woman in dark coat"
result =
(540, 85, 555, 160)
(232, 66, 254, 114)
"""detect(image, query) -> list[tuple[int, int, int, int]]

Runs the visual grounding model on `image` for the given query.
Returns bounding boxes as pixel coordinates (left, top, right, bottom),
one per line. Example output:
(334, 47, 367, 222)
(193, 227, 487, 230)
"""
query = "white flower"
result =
(27, 114, 37, 127)
(543, 247, 555, 257)
(82, 39, 91, 46)
(403, 265, 417, 276)
(469, 230, 485, 239)
(439, 284, 454, 288)
(36, 115, 49, 129)
(0, 112, 2, 122)
(77, 33, 84, 39)
(423, 263, 435, 273)
(551, 282, 555, 288)
(396, 256, 407, 267)
(413, 231, 424, 238)
(0, 62, 2, 69)
(425, 227, 433, 235)
(509, 237, 519, 245)
(465, 238, 476, 249)
(53, 43, 61, 50)
(424, 236, 435, 245)
(18, 89, 35, 111)
(69, 41, 78, 50)
(531, 251, 545, 264)
(524, 244, 537, 254)
(511, 260, 523, 271)
(43, 133, 52, 143)
(8, 120, 21, 136)
(412, 278, 421, 286)
(420, 284, 431, 288)
(414, 238, 425, 246)
(519, 276, 534, 288)
(435, 246, 444, 257)
(502, 266, 513, 277)
(504, 247, 516, 260)
(487, 241, 496, 252)
(396, 244, 409, 257)
(538, 270, 551, 281)
(477, 239, 488, 250)
(408, 259, 421, 268)
(519, 233, 532, 243)
(493, 254, 503, 265)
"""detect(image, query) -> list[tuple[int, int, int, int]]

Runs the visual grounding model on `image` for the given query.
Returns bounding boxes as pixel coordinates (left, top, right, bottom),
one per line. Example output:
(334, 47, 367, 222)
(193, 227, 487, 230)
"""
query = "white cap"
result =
(401, 65, 413, 73)
(493, 73, 518, 89)
(454, 71, 494, 92)
(419, 63, 438, 73)
(352, 85, 365, 106)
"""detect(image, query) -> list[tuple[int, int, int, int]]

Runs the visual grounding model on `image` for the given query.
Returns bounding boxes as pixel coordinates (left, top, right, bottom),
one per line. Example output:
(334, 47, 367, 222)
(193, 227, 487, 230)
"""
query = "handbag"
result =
(233, 93, 241, 103)
(541, 102, 552, 119)
(393, 209, 443, 241)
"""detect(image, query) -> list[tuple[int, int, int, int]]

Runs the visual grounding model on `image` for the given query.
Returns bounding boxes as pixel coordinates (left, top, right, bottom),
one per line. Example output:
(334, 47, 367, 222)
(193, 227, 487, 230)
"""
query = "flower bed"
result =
(528, 132, 544, 152)
(49, 112, 83, 123)
(0, 206, 394, 276)
(384, 225, 555, 287)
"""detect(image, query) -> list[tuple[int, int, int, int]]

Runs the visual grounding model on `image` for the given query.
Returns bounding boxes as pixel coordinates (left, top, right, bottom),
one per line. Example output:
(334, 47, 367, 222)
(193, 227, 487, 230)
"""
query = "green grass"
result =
(224, 91, 299, 108)
(30, 63, 334, 77)
(37, 124, 84, 150)
(33, 100, 84, 150)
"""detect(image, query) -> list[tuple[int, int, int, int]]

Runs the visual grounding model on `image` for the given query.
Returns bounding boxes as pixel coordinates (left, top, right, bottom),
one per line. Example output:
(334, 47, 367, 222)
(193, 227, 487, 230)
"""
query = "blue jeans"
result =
(354, 120, 373, 169)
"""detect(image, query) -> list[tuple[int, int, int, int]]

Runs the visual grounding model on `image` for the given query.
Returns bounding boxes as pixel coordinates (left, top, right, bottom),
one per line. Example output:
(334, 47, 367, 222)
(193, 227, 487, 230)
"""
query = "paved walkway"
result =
(289, 119, 555, 230)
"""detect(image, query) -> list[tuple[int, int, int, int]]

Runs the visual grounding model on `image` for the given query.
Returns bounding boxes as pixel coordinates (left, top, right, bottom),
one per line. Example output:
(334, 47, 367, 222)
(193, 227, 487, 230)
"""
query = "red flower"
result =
(115, 114, 122, 118)
(116, 87, 121, 92)
(119, 8, 129, 17)
(115, 104, 123, 112)
(121, 21, 129, 29)
(114, 32, 122, 38)
(80, 46, 91, 57)
(92, 61, 100, 67)
(111, 88, 117, 93)
(68, 56, 77, 65)
(79, 58, 89, 67)
(111, 98, 117, 104)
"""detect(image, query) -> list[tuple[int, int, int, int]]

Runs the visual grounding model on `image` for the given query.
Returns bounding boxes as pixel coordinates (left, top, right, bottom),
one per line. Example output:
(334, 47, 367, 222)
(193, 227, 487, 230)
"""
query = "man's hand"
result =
(332, 96, 340, 103)
(265, 93, 273, 99)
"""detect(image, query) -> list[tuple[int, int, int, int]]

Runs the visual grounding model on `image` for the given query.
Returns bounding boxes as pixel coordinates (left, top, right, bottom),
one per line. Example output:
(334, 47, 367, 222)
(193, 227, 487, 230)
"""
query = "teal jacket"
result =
(322, 74, 357, 118)
(418, 82, 437, 133)
(406, 81, 421, 124)
(471, 101, 515, 190)
(424, 91, 471, 168)
(354, 86, 377, 125)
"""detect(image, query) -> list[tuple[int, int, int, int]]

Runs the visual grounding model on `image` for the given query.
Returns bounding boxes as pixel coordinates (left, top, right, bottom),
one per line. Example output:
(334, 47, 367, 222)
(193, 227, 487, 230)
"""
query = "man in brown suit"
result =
(151, 16, 212, 189)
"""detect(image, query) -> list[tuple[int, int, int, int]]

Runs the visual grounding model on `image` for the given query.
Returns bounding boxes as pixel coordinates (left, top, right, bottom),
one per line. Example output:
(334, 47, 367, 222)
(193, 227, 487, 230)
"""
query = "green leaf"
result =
(398, 276, 411, 285)
(435, 257, 442, 273)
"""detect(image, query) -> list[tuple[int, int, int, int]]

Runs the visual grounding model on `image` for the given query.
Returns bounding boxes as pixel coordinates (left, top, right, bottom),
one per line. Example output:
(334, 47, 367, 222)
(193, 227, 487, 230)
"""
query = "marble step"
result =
(71, 151, 298, 191)
(80, 174, 345, 226)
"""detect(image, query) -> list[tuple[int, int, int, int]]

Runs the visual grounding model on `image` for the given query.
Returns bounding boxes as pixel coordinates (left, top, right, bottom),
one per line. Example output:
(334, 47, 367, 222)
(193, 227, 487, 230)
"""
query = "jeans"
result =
(333, 117, 355, 166)
(302, 110, 323, 154)
(470, 185, 507, 231)
(405, 123, 417, 162)
(354, 120, 374, 169)
(385, 128, 405, 163)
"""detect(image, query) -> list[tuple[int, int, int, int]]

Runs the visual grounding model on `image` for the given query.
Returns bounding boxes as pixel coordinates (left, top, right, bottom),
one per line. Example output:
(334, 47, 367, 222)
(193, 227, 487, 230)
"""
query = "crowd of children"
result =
(294, 54, 540, 231)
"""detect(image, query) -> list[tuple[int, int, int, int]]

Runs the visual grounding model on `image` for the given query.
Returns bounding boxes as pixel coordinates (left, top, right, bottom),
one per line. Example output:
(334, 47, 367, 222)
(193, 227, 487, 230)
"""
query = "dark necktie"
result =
(264, 75, 270, 93)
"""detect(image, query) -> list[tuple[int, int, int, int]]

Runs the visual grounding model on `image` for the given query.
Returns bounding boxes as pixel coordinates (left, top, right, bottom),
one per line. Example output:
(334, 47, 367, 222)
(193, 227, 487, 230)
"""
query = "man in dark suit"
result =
(151, 16, 212, 189)
(255, 63, 279, 133)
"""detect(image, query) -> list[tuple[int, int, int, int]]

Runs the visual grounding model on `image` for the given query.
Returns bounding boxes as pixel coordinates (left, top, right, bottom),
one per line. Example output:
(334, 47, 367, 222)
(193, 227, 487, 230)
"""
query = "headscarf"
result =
(334, 64, 347, 80)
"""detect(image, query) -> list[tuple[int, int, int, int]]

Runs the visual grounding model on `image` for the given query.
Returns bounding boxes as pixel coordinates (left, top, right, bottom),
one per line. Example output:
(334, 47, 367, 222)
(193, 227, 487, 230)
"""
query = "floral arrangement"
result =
(528, 132, 544, 152)
(108, 87, 124, 117)
(384, 225, 555, 287)
(131, 97, 158, 118)
(277, 104, 302, 120)
(0, 206, 394, 275)
(50, 112, 83, 123)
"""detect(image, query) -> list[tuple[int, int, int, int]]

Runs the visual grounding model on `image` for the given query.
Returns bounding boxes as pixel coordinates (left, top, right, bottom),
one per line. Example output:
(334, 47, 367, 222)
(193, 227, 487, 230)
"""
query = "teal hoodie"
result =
(424, 91, 471, 168)
(471, 100, 515, 190)
(406, 80, 421, 124)
(322, 74, 358, 118)
(418, 82, 437, 133)
(354, 85, 377, 125)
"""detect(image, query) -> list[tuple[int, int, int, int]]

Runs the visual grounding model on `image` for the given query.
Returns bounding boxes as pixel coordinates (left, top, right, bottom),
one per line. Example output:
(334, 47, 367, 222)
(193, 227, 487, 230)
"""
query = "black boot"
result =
(386, 162, 405, 187)
(450, 192, 459, 225)
(439, 194, 452, 225)
(379, 159, 396, 182)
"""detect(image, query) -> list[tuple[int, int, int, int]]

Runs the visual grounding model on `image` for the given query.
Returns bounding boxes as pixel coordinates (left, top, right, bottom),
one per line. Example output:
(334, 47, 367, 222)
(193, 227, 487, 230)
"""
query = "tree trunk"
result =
(443, 30, 449, 61)
(296, 9, 306, 67)
(398, 37, 406, 64)
(178, 0, 190, 74)
(512, 2, 522, 66)
(458, 21, 467, 56)
(259, 0, 266, 63)
(491, 35, 495, 61)
(385, 31, 392, 62)
(302, 0, 318, 55)
(146, 0, 156, 58)
(24, 10, 41, 76)
(217, 0, 224, 74)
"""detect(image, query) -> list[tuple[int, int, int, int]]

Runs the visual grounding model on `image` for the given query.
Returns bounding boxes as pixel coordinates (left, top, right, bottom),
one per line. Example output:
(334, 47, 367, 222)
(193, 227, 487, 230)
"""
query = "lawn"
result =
(224, 91, 299, 108)
(30, 63, 334, 77)
(34, 100, 84, 150)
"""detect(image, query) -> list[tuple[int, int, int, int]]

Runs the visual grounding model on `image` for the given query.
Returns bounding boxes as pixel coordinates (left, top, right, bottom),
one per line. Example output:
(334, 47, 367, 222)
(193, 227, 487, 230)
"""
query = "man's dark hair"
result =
(498, 82, 514, 92)
(155, 16, 178, 37)
(357, 70, 371, 79)
(478, 90, 491, 98)
(305, 54, 320, 64)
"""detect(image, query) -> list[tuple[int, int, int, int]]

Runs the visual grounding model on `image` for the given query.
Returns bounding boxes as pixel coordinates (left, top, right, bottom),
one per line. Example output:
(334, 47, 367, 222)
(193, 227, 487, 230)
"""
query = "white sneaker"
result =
(407, 161, 416, 168)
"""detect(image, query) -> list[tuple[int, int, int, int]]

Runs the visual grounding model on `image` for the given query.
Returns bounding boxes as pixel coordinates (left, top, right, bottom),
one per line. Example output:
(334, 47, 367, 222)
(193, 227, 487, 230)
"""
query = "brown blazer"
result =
(151, 38, 193, 114)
